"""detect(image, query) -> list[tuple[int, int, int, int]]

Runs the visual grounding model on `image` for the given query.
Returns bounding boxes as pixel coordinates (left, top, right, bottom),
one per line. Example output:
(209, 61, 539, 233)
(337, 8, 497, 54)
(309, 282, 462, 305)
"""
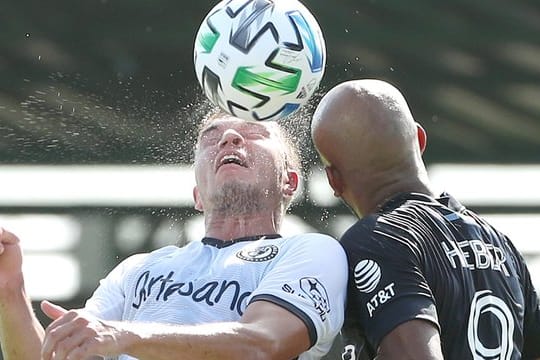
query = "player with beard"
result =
(310, 79, 540, 359)
(0, 111, 348, 360)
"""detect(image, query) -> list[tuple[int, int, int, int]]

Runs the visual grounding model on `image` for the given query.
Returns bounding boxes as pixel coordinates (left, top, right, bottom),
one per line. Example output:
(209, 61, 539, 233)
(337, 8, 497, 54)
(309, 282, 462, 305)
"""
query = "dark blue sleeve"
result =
(341, 219, 439, 349)
(512, 241, 540, 358)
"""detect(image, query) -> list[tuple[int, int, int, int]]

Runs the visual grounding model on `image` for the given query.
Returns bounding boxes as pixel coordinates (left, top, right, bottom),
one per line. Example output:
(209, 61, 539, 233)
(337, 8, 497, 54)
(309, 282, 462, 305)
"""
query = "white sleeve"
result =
(83, 253, 147, 321)
(248, 233, 348, 357)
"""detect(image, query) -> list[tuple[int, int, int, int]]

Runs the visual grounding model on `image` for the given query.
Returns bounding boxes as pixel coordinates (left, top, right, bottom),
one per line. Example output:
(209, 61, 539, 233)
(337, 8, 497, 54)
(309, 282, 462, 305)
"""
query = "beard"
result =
(209, 181, 276, 216)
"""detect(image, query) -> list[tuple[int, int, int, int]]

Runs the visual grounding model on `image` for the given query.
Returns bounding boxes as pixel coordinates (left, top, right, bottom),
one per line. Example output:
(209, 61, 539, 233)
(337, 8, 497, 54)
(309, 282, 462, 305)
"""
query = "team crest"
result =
(236, 245, 279, 262)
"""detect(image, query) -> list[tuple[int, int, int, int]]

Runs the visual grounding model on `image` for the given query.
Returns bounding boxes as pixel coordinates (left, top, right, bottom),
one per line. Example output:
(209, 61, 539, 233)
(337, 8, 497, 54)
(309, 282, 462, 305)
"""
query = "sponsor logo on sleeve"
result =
(354, 259, 381, 293)
(365, 283, 396, 317)
(354, 259, 396, 317)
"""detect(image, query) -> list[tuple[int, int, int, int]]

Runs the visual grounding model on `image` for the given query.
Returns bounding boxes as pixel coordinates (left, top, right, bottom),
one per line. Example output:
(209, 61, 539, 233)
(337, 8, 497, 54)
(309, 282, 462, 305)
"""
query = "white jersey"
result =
(84, 233, 348, 360)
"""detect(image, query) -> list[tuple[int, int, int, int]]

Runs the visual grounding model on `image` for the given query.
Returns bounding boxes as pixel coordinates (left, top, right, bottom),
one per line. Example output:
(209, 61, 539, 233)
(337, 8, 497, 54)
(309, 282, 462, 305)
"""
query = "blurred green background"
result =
(3, 0, 540, 165)
(1, 0, 540, 355)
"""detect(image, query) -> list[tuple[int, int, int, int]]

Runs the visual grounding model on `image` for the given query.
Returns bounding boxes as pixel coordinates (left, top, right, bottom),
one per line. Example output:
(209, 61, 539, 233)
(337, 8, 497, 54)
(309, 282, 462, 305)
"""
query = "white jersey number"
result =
(467, 290, 514, 360)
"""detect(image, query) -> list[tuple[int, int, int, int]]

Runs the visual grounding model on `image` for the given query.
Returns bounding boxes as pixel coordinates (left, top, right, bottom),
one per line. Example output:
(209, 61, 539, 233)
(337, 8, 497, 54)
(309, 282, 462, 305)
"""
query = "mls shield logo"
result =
(300, 277, 330, 321)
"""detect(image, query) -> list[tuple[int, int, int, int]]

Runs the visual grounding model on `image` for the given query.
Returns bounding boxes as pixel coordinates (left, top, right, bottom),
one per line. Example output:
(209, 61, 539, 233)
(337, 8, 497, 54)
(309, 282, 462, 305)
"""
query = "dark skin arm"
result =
(375, 319, 443, 360)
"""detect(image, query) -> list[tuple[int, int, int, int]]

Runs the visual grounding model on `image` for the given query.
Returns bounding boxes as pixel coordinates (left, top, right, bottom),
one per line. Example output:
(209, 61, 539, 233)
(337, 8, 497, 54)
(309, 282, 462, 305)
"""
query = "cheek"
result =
(253, 151, 279, 170)
(255, 145, 282, 165)
(255, 159, 283, 184)
(194, 149, 216, 171)
(193, 161, 211, 187)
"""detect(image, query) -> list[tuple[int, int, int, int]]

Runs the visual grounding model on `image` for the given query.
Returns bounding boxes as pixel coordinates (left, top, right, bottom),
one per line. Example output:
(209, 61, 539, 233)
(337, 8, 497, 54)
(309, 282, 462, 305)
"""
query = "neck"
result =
(203, 210, 282, 241)
(349, 167, 435, 217)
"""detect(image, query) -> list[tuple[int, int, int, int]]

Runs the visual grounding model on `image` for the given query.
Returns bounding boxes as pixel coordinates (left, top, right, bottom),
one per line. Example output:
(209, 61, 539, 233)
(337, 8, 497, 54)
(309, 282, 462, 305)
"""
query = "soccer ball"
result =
(193, 0, 326, 121)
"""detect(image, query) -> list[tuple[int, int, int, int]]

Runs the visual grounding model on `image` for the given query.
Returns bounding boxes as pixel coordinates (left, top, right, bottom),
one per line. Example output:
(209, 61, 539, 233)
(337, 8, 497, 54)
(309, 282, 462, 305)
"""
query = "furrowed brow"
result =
(199, 124, 219, 138)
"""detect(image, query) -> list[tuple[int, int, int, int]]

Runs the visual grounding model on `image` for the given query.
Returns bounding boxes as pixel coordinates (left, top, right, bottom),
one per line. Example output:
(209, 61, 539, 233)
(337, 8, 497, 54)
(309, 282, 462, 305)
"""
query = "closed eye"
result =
(245, 132, 268, 140)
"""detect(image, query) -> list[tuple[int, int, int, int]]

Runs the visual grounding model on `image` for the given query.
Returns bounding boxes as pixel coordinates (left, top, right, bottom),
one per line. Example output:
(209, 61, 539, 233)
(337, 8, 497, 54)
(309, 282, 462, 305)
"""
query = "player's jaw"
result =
(214, 148, 282, 203)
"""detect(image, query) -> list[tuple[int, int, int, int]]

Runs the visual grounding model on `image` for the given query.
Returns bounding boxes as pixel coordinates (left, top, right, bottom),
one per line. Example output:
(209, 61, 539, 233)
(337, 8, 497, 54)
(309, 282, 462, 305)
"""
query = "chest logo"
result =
(236, 245, 279, 262)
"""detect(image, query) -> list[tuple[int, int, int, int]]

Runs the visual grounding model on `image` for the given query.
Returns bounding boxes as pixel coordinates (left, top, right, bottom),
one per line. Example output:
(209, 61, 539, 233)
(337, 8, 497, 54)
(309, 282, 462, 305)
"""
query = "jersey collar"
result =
(378, 192, 465, 213)
(202, 234, 282, 249)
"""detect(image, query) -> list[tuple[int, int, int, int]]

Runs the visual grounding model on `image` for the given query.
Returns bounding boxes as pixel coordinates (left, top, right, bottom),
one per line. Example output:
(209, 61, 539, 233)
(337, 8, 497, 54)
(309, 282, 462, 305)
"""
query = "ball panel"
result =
(253, 103, 300, 121)
(201, 67, 224, 109)
(228, 1, 279, 54)
(197, 27, 220, 53)
(287, 10, 325, 72)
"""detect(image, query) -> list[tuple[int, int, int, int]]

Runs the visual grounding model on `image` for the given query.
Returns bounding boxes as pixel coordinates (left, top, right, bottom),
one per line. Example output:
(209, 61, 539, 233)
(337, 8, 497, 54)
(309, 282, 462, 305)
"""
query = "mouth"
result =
(216, 153, 247, 170)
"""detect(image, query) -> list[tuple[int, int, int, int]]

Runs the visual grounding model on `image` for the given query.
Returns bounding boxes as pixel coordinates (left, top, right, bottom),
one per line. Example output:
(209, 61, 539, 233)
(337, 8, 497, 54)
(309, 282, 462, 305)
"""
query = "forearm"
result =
(119, 321, 275, 360)
(41, 300, 309, 359)
(0, 285, 44, 360)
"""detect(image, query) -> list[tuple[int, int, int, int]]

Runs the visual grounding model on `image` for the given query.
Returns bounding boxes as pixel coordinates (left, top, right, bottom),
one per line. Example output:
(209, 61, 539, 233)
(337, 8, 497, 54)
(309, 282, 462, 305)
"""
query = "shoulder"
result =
(284, 232, 337, 241)
(282, 232, 343, 249)
(340, 215, 380, 246)
(133, 244, 181, 260)
(340, 212, 421, 259)
(147, 244, 183, 257)
(114, 245, 181, 271)
(279, 233, 347, 262)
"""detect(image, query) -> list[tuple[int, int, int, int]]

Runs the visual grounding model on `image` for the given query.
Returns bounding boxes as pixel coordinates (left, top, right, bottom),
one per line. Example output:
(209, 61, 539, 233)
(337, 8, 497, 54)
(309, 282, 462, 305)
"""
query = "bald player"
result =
(311, 79, 540, 359)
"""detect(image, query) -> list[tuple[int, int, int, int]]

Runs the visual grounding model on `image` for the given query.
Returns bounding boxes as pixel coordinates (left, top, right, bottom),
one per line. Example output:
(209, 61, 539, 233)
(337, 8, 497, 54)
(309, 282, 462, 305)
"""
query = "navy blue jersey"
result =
(341, 192, 540, 359)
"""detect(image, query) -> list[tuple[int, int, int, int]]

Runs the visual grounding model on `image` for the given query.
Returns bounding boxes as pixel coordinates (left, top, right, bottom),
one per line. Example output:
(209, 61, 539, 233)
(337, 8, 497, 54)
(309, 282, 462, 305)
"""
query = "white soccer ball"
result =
(194, 0, 326, 121)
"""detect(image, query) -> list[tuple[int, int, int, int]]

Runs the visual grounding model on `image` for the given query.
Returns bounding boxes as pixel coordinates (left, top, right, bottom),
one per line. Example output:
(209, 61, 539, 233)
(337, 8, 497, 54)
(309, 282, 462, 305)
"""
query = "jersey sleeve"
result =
(83, 253, 148, 320)
(341, 219, 439, 349)
(509, 239, 540, 358)
(247, 233, 348, 357)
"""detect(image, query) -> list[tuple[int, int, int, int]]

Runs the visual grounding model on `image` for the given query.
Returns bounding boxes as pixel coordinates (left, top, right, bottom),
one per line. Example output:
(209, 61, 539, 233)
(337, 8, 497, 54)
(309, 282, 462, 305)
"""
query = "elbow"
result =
(238, 330, 296, 360)
(247, 339, 281, 360)
(247, 335, 306, 360)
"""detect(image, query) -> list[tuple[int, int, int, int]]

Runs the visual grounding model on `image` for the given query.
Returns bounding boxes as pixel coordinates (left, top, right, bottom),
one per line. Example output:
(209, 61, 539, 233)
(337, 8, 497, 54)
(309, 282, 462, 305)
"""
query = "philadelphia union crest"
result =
(236, 245, 279, 262)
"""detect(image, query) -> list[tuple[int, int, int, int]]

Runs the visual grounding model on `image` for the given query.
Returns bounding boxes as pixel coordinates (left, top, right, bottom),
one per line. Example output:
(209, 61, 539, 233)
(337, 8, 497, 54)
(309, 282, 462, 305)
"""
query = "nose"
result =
(219, 129, 244, 148)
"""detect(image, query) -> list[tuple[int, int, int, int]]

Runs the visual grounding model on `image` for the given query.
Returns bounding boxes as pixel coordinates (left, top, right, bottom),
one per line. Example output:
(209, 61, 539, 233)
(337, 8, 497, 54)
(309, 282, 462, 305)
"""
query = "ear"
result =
(193, 186, 204, 212)
(324, 165, 344, 197)
(283, 170, 299, 197)
(417, 123, 427, 154)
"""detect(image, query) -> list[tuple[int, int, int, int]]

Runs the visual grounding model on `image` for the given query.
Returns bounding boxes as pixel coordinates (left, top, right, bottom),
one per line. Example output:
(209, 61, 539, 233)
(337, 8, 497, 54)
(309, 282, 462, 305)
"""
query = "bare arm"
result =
(375, 319, 443, 360)
(0, 288, 44, 360)
(0, 228, 45, 360)
(41, 299, 311, 360)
